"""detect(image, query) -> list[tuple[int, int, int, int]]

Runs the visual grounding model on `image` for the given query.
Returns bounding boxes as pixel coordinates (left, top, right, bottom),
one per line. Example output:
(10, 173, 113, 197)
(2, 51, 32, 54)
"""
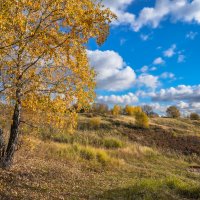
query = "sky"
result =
(87, 0, 200, 115)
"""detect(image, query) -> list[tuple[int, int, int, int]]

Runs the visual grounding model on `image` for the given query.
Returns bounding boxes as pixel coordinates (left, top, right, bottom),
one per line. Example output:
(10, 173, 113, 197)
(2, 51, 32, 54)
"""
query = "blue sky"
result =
(87, 0, 200, 115)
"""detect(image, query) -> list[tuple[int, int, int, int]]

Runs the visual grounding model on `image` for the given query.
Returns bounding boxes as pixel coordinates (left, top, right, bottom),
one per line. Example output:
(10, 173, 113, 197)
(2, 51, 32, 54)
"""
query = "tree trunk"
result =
(0, 128, 5, 159)
(0, 88, 21, 169)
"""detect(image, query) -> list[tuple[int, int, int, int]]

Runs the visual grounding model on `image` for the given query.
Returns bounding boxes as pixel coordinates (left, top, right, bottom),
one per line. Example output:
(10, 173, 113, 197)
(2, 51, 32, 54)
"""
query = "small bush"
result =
(112, 105, 122, 116)
(96, 150, 110, 165)
(135, 112, 149, 128)
(124, 105, 142, 116)
(77, 145, 111, 165)
(190, 113, 199, 120)
(89, 117, 101, 129)
(103, 137, 123, 149)
(79, 147, 96, 160)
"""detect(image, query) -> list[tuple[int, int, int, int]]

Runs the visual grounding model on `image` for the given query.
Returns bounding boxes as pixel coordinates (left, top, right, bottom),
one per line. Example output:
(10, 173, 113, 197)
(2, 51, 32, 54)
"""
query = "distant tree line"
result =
(88, 103, 199, 121)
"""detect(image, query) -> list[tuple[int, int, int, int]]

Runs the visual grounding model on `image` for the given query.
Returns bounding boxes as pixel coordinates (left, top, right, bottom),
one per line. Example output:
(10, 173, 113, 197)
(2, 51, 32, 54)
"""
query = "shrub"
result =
(135, 112, 149, 128)
(77, 145, 111, 165)
(190, 113, 199, 120)
(89, 117, 101, 129)
(103, 137, 123, 149)
(166, 106, 180, 118)
(124, 105, 135, 116)
(79, 147, 96, 160)
(96, 150, 110, 165)
(112, 105, 122, 116)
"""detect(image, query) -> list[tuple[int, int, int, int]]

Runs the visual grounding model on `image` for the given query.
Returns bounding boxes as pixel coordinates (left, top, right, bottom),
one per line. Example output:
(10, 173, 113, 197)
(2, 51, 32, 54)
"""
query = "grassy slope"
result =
(0, 114, 200, 200)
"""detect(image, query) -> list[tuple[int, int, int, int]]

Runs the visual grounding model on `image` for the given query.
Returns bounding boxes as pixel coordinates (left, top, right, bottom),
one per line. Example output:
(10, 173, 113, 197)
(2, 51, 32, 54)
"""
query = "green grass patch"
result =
(103, 137, 123, 149)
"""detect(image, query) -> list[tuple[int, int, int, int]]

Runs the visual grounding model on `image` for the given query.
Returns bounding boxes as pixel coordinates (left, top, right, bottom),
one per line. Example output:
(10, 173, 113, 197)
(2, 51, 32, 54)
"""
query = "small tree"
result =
(112, 105, 122, 116)
(124, 105, 135, 116)
(92, 103, 109, 114)
(0, 0, 114, 169)
(190, 113, 199, 120)
(133, 106, 143, 115)
(142, 105, 153, 117)
(135, 112, 149, 128)
(166, 106, 180, 118)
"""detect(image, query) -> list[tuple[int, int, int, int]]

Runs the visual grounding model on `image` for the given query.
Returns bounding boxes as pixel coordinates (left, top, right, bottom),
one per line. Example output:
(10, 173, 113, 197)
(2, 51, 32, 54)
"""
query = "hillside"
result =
(0, 114, 200, 200)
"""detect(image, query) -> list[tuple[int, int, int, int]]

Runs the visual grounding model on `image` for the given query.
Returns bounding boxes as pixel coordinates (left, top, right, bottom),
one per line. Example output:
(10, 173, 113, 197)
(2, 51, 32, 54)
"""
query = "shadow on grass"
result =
(95, 178, 200, 200)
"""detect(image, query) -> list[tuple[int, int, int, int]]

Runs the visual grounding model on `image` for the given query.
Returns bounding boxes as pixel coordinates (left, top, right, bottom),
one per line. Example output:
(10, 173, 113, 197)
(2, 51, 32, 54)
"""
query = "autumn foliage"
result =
(0, 0, 114, 168)
(112, 105, 122, 116)
(135, 111, 149, 128)
(124, 105, 142, 116)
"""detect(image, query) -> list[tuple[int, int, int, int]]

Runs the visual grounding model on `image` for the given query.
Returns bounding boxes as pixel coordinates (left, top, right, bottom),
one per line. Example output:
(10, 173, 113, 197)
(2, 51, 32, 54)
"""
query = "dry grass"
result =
(0, 113, 200, 199)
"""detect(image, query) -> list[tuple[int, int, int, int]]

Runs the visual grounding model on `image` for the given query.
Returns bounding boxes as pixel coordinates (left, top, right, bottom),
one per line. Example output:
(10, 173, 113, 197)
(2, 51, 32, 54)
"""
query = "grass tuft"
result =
(103, 137, 123, 149)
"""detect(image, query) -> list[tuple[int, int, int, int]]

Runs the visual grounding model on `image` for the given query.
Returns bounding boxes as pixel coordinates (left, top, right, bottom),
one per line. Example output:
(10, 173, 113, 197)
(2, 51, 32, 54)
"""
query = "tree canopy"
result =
(0, 0, 114, 168)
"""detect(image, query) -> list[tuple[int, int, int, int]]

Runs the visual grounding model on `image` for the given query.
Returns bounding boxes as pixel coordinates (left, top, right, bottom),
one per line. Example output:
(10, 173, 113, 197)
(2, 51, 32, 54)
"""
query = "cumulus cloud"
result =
(160, 72, 175, 79)
(153, 85, 200, 102)
(102, 0, 135, 27)
(163, 44, 176, 57)
(137, 73, 159, 89)
(133, 0, 200, 31)
(87, 50, 136, 91)
(97, 93, 138, 105)
(177, 101, 200, 115)
(102, 0, 200, 31)
(177, 101, 189, 109)
(153, 57, 165, 65)
(140, 65, 149, 73)
(149, 103, 169, 114)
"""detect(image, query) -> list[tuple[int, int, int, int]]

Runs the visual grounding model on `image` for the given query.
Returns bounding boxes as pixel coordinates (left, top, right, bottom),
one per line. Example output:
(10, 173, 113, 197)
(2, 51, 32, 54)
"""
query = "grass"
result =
(103, 137, 123, 149)
(151, 117, 200, 136)
(98, 177, 200, 200)
(0, 114, 200, 199)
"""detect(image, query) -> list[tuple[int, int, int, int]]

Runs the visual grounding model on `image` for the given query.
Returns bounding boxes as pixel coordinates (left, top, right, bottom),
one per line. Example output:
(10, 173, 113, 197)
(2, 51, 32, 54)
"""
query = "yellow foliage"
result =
(125, 105, 142, 116)
(0, 0, 115, 131)
(135, 112, 149, 128)
(112, 105, 122, 116)
(89, 117, 101, 129)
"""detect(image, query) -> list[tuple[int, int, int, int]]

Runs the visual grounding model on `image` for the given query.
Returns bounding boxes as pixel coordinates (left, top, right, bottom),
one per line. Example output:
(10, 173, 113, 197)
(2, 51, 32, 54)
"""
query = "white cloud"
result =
(140, 65, 149, 73)
(160, 72, 175, 79)
(153, 85, 200, 102)
(153, 57, 165, 65)
(102, 0, 135, 27)
(103, 0, 200, 32)
(177, 101, 189, 109)
(102, 0, 133, 11)
(186, 31, 198, 40)
(149, 103, 169, 114)
(163, 44, 176, 57)
(177, 101, 200, 115)
(133, 0, 200, 31)
(150, 67, 157, 71)
(87, 50, 136, 91)
(136, 90, 156, 98)
(137, 73, 159, 89)
(97, 93, 138, 105)
(178, 54, 185, 63)
(191, 102, 200, 108)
